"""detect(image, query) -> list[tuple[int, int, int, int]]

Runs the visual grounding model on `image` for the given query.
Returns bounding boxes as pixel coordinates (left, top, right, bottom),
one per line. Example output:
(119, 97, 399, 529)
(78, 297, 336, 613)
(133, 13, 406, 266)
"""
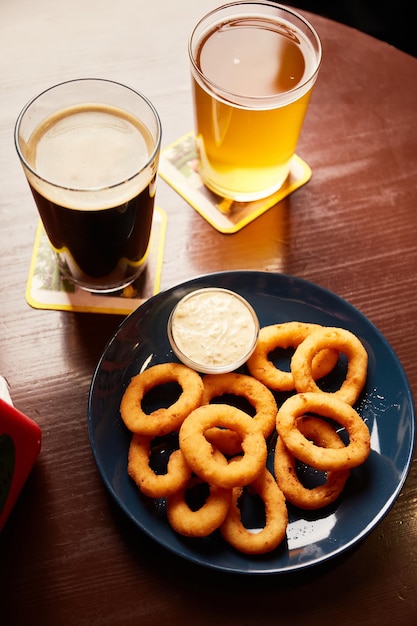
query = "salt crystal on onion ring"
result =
(290, 326, 368, 405)
(220, 468, 288, 555)
(247, 322, 339, 392)
(120, 363, 204, 436)
(179, 404, 267, 488)
(274, 416, 351, 510)
(276, 392, 371, 471)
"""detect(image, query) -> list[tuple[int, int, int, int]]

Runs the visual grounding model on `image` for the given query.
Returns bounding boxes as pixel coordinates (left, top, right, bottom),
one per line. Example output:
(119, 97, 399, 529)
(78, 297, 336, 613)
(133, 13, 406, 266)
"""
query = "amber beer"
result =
(15, 80, 161, 292)
(189, 2, 322, 201)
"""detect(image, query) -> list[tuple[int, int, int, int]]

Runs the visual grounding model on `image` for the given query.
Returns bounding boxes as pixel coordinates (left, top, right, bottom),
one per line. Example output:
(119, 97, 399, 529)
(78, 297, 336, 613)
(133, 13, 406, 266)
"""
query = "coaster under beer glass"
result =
(15, 78, 161, 293)
(189, 1, 322, 202)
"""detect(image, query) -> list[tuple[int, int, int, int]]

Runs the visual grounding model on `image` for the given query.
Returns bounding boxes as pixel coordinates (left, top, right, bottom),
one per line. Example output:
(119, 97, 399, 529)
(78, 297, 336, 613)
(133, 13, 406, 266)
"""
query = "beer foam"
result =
(23, 104, 156, 210)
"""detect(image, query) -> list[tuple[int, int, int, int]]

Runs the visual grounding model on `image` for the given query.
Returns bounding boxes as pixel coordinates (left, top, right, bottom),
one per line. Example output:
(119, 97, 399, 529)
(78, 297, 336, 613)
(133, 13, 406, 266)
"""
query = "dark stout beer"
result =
(20, 101, 158, 291)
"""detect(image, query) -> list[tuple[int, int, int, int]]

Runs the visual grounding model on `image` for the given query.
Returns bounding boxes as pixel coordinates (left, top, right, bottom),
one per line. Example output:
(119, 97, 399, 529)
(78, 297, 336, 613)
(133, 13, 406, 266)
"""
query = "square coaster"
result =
(26, 207, 167, 315)
(159, 132, 312, 233)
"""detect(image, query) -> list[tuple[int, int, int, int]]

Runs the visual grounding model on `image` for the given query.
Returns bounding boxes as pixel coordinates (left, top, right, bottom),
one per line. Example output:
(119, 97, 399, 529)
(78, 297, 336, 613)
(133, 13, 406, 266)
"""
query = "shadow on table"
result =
(286, 0, 416, 58)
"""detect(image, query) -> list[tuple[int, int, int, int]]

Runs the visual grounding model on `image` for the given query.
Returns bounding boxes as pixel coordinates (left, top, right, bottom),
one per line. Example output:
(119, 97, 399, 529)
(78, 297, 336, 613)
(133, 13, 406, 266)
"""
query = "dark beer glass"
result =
(15, 79, 161, 292)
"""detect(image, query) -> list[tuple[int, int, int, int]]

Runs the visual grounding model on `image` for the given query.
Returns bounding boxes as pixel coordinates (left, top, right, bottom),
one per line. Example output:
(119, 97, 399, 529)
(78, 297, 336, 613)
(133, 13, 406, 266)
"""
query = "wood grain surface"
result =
(1, 1, 416, 624)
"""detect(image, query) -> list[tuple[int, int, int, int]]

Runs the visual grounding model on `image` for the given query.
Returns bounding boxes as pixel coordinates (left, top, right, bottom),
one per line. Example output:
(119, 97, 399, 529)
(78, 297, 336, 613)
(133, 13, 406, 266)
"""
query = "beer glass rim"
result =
(188, 1, 322, 107)
(14, 77, 162, 193)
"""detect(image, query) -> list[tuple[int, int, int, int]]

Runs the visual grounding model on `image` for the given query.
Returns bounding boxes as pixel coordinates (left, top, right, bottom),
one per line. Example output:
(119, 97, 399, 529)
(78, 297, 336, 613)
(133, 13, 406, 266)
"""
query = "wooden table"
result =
(1, 1, 416, 623)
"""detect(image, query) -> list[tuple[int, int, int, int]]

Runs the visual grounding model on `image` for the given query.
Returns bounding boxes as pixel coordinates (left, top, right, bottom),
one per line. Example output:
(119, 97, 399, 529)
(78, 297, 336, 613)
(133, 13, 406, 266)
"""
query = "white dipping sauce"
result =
(168, 288, 259, 373)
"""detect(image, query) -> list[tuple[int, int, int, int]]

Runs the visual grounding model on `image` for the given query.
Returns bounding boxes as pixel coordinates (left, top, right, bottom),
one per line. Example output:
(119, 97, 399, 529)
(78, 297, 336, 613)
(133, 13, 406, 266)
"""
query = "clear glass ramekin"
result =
(168, 287, 259, 374)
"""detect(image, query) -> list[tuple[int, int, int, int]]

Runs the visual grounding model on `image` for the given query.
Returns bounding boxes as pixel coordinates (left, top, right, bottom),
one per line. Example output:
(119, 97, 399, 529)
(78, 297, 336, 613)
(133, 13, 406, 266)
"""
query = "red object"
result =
(0, 398, 42, 532)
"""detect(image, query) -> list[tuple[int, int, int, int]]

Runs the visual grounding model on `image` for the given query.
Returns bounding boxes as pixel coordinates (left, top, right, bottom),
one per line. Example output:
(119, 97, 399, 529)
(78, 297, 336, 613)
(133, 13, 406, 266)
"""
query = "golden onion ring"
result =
(128, 433, 192, 498)
(247, 322, 339, 392)
(166, 450, 231, 538)
(274, 416, 351, 510)
(276, 392, 371, 471)
(290, 326, 368, 405)
(120, 362, 204, 436)
(179, 404, 267, 488)
(220, 468, 288, 555)
(202, 372, 277, 455)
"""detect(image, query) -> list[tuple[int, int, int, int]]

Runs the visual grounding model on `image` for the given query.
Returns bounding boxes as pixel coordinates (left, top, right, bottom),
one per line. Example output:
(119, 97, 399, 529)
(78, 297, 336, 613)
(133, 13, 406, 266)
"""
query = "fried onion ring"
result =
(202, 373, 277, 455)
(128, 433, 192, 498)
(276, 392, 371, 471)
(179, 404, 267, 488)
(274, 416, 351, 509)
(120, 362, 204, 436)
(220, 468, 288, 554)
(247, 322, 339, 392)
(290, 326, 368, 405)
(166, 452, 231, 537)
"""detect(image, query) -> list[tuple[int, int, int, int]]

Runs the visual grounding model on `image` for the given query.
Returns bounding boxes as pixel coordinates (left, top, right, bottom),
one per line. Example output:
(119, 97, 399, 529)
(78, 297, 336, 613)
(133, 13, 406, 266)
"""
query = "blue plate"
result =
(87, 271, 415, 575)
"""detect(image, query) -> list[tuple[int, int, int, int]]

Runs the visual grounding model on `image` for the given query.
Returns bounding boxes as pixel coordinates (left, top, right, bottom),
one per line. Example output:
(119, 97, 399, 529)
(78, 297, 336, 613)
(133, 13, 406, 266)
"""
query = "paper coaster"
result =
(159, 132, 312, 233)
(26, 207, 167, 315)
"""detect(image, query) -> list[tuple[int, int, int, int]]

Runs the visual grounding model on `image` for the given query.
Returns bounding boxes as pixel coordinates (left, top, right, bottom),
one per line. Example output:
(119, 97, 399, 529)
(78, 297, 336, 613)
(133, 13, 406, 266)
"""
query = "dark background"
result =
(288, 1, 415, 57)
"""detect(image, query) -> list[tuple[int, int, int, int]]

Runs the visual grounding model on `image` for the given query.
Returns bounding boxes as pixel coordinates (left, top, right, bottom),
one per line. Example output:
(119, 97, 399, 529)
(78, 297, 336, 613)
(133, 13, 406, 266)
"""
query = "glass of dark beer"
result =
(15, 78, 161, 292)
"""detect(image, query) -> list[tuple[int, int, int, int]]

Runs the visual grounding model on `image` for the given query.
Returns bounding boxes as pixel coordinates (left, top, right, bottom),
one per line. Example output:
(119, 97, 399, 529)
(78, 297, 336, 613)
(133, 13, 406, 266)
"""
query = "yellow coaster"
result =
(26, 207, 167, 315)
(159, 132, 312, 234)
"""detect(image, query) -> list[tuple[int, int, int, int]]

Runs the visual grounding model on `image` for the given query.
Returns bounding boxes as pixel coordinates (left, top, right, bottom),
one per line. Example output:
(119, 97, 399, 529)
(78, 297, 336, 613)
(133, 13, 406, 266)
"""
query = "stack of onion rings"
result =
(276, 392, 371, 471)
(119, 319, 371, 556)
(179, 404, 267, 488)
(274, 416, 351, 510)
(201, 372, 277, 455)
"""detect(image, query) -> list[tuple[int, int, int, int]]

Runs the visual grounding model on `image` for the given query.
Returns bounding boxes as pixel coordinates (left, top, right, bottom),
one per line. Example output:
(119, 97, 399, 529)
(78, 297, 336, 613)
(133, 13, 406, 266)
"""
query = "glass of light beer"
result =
(15, 79, 161, 292)
(189, 1, 322, 201)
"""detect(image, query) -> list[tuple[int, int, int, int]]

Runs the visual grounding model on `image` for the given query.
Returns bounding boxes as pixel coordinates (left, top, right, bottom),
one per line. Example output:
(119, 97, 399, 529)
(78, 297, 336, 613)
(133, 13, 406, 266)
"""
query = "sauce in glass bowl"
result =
(168, 287, 259, 374)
